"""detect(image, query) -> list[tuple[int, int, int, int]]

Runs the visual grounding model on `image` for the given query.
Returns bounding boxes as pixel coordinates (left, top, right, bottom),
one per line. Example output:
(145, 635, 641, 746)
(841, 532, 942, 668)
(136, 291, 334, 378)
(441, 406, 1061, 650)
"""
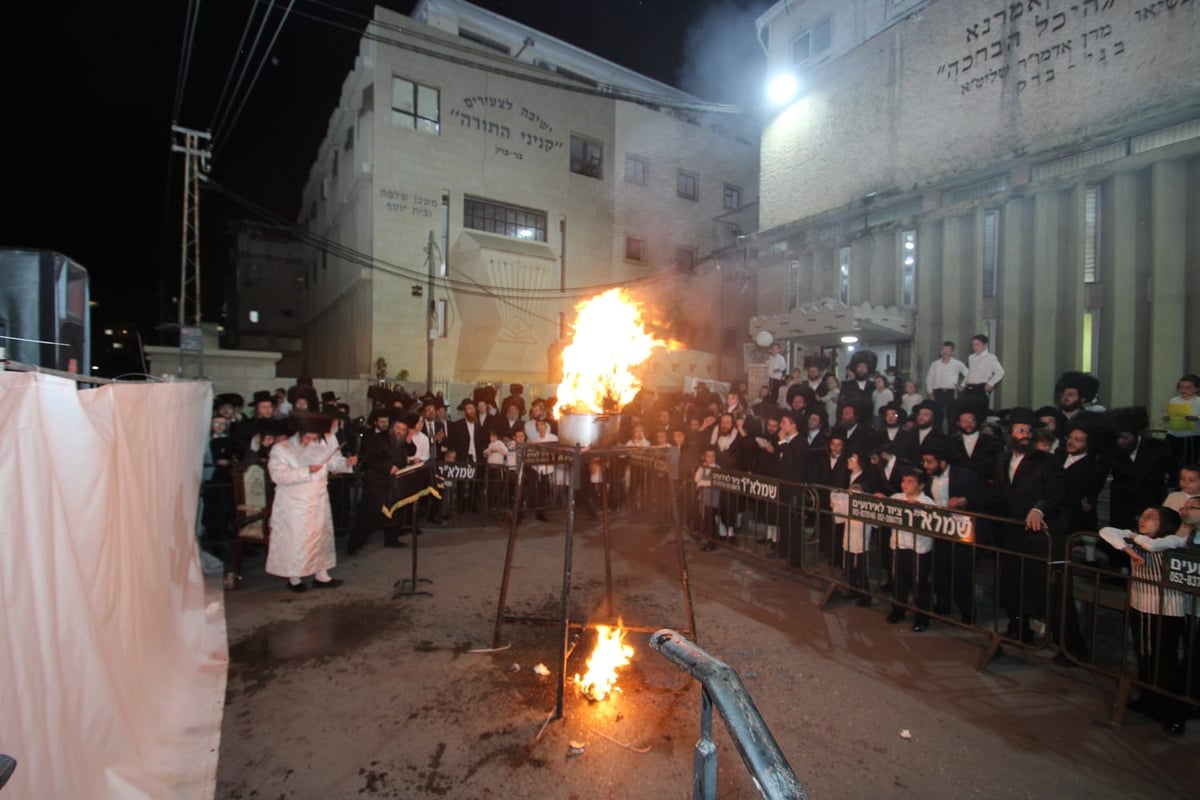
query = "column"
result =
(1148, 160, 1188, 417)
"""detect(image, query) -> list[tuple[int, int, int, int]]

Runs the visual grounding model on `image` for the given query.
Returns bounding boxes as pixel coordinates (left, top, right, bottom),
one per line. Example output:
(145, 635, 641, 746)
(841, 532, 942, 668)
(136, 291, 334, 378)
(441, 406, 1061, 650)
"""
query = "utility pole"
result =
(171, 125, 212, 330)
(424, 230, 437, 394)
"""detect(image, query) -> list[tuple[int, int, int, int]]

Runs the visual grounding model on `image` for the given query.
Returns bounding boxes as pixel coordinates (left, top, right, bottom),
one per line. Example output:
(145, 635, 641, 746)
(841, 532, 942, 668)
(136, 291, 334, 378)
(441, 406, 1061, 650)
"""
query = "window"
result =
(361, 85, 374, 112)
(344, 126, 354, 152)
(463, 197, 547, 241)
(786, 260, 800, 312)
(982, 209, 999, 298)
(1083, 185, 1101, 283)
(900, 229, 917, 306)
(792, 18, 831, 64)
(248, 309, 259, 324)
(677, 169, 698, 200)
(435, 299, 448, 338)
(625, 236, 646, 263)
(1081, 308, 1100, 374)
(391, 77, 440, 133)
(838, 246, 851, 306)
(570, 135, 604, 178)
(625, 154, 647, 185)
(675, 247, 696, 272)
(723, 184, 742, 210)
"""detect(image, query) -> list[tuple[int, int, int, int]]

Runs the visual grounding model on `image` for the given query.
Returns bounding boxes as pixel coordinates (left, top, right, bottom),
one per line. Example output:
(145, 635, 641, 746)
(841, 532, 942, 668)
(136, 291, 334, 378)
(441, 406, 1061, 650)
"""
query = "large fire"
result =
(555, 289, 672, 415)
(573, 621, 634, 702)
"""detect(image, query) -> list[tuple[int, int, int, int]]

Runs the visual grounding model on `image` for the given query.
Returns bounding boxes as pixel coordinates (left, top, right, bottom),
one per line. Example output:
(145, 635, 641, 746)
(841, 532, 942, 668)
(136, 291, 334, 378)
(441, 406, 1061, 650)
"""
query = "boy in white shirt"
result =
(885, 469, 936, 631)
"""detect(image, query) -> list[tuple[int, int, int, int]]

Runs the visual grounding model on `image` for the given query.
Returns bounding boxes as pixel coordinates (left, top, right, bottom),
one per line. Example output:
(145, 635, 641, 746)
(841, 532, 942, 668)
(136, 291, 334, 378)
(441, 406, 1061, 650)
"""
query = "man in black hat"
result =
(237, 390, 278, 453)
(912, 400, 946, 449)
(348, 416, 413, 555)
(950, 403, 1002, 487)
(267, 412, 358, 590)
(880, 402, 918, 464)
(991, 407, 1064, 641)
(1108, 407, 1176, 530)
(1034, 406, 1067, 453)
(501, 384, 526, 418)
(414, 396, 448, 462)
(1056, 371, 1102, 420)
(920, 438, 984, 624)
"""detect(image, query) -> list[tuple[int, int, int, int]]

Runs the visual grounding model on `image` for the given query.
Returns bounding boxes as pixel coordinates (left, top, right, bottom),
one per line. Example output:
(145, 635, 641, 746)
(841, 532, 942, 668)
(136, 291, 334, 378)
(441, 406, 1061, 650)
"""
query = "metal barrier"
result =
(1059, 531, 1200, 725)
(650, 629, 807, 800)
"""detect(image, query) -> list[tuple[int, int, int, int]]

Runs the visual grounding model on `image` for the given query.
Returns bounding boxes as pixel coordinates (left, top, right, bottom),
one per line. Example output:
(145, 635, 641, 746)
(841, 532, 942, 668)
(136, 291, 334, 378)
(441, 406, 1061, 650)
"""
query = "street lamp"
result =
(766, 73, 800, 106)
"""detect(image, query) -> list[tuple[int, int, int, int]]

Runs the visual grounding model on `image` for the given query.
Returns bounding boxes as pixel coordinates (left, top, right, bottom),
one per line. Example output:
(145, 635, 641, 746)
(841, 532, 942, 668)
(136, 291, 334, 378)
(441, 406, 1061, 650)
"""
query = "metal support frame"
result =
(491, 442, 698, 723)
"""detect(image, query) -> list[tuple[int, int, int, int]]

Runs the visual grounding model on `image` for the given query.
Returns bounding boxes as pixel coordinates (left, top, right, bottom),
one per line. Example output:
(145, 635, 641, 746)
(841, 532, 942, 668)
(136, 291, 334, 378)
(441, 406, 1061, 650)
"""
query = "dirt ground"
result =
(216, 514, 1194, 799)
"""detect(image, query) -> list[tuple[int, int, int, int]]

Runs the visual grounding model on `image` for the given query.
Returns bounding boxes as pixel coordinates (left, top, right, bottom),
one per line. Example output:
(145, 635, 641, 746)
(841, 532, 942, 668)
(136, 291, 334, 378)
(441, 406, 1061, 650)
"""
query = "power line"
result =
(209, 0, 264, 135)
(202, 176, 682, 304)
(214, 0, 297, 155)
(171, 0, 203, 123)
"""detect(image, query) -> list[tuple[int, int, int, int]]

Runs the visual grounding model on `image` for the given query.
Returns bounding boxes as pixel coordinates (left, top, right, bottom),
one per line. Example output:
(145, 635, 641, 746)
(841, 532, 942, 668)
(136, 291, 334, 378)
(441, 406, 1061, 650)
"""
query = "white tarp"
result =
(0, 372, 226, 798)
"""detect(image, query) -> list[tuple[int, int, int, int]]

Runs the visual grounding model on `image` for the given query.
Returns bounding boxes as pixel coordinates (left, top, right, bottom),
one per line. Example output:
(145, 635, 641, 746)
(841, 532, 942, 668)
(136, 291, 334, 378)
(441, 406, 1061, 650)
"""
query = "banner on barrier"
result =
(1166, 551, 1200, 589)
(848, 494, 974, 542)
(711, 469, 780, 501)
(439, 462, 478, 481)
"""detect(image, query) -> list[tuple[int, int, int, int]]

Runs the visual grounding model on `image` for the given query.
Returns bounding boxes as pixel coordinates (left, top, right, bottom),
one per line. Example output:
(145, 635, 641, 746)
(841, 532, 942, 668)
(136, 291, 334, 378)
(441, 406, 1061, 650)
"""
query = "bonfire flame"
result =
(573, 621, 634, 702)
(555, 289, 672, 416)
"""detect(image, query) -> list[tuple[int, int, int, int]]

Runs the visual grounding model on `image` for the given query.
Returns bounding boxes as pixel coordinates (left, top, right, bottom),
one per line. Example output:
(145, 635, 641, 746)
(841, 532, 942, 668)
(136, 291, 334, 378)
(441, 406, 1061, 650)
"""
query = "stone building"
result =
(226, 221, 306, 377)
(295, 0, 759, 389)
(747, 0, 1200, 414)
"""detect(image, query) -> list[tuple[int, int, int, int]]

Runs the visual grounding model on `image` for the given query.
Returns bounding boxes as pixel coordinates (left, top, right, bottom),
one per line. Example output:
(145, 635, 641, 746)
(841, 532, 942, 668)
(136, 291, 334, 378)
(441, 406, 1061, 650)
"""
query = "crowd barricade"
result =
(1058, 531, 1200, 725)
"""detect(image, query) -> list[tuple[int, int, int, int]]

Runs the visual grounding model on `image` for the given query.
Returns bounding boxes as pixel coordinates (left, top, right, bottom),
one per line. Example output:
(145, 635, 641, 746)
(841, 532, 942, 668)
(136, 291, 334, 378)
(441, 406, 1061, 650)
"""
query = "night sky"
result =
(2, 0, 767, 360)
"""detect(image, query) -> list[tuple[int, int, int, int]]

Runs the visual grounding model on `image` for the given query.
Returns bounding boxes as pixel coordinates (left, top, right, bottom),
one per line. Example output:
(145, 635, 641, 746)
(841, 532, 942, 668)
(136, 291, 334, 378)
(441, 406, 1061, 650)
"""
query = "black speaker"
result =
(0, 248, 90, 372)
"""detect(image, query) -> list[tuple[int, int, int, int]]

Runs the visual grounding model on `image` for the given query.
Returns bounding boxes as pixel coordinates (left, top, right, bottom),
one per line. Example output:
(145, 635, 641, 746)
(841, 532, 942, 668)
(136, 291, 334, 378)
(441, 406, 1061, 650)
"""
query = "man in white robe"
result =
(267, 413, 357, 592)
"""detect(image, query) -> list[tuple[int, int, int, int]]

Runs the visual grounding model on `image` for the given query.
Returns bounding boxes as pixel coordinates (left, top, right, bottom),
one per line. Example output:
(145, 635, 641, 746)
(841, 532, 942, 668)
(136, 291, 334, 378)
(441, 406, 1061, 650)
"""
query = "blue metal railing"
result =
(650, 629, 806, 800)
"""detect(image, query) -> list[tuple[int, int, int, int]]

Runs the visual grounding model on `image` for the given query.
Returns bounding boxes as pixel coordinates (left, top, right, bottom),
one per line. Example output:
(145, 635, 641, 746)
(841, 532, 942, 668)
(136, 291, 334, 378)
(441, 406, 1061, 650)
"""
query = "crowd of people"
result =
(204, 351, 1200, 736)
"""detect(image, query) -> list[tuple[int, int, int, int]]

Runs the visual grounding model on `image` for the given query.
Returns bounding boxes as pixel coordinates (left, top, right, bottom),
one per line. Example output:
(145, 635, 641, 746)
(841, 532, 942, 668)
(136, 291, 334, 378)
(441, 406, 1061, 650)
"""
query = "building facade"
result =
(294, 0, 759, 388)
(748, 0, 1200, 414)
(226, 221, 306, 376)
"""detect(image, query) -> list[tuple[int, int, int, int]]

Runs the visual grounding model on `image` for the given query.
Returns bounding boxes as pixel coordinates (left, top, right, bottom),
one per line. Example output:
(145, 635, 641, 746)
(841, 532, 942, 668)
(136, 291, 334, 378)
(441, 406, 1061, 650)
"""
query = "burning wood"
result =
(573, 621, 634, 702)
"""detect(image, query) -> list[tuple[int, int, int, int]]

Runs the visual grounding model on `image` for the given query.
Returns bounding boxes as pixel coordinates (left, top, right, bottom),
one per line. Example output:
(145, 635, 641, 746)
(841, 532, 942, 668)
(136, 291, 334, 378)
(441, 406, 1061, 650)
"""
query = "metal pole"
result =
(426, 230, 436, 394)
(493, 442, 527, 648)
(555, 446, 581, 720)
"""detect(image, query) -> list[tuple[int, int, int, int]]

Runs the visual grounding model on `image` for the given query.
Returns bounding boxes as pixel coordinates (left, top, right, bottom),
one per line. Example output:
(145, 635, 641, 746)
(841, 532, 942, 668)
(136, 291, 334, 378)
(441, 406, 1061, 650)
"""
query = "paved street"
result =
(217, 515, 1193, 799)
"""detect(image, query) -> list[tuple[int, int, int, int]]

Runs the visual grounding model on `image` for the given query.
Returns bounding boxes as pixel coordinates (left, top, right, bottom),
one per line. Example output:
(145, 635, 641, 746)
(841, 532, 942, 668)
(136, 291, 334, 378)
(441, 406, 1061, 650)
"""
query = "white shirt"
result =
(766, 352, 788, 381)
(1008, 452, 1025, 481)
(926, 357, 968, 392)
(890, 492, 936, 553)
(1062, 452, 1084, 469)
(465, 419, 478, 459)
(966, 349, 1005, 387)
(961, 431, 979, 458)
(408, 431, 430, 464)
(930, 469, 951, 507)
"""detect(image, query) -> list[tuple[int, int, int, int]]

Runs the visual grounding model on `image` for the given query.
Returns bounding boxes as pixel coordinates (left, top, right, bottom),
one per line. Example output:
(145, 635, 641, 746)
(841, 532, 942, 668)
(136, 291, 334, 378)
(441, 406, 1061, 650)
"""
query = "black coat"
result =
(1109, 436, 1176, 528)
(776, 435, 809, 486)
(808, 451, 849, 489)
(928, 464, 985, 510)
(880, 426, 919, 464)
(1056, 451, 1108, 534)
(992, 448, 1064, 522)
(448, 417, 489, 463)
(950, 431, 1004, 486)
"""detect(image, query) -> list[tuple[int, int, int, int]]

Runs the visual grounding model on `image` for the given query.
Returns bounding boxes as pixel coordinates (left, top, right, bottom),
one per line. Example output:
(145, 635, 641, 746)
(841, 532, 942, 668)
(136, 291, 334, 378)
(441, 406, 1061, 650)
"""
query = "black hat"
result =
(913, 400, 938, 417)
(457, 397, 475, 411)
(803, 355, 831, 371)
(288, 411, 336, 435)
(951, 399, 981, 422)
(919, 437, 951, 461)
(1154, 506, 1183, 537)
(509, 383, 524, 394)
(847, 349, 878, 374)
(215, 392, 244, 408)
(881, 402, 907, 423)
(401, 412, 421, 428)
(1108, 406, 1150, 435)
(252, 390, 275, 406)
(1033, 406, 1066, 429)
(257, 418, 289, 438)
(1055, 371, 1100, 403)
(1065, 410, 1117, 455)
(1002, 407, 1039, 428)
(786, 384, 818, 407)
(320, 391, 338, 404)
(291, 385, 319, 409)
(829, 426, 848, 442)
(472, 384, 498, 407)
(367, 408, 389, 424)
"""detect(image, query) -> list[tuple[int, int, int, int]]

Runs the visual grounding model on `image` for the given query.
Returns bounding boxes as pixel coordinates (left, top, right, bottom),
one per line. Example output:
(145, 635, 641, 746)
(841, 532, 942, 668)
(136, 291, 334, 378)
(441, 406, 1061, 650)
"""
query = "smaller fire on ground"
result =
(573, 620, 634, 702)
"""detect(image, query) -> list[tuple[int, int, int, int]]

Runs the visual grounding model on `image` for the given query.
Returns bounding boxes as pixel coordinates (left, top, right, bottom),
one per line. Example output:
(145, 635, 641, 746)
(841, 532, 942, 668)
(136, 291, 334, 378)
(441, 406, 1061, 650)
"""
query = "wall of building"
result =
(293, 6, 759, 386)
(760, 0, 1200, 228)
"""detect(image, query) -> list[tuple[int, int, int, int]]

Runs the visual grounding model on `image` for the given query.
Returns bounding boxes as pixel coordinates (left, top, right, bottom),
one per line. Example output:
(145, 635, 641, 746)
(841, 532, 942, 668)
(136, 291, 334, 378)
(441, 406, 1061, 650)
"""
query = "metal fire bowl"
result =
(557, 412, 623, 448)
